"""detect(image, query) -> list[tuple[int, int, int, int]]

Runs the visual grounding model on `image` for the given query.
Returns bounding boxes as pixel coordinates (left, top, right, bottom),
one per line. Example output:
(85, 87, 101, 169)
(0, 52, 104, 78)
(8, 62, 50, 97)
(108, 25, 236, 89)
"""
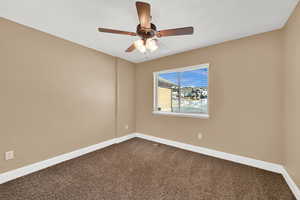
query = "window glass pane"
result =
(157, 72, 179, 112)
(180, 68, 208, 113)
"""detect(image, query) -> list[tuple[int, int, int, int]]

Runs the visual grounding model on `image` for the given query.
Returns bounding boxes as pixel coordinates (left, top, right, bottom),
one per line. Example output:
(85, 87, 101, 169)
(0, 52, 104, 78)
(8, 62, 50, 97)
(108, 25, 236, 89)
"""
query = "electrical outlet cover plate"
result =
(198, 133, 203, 140)
(5, 151, 14, 160)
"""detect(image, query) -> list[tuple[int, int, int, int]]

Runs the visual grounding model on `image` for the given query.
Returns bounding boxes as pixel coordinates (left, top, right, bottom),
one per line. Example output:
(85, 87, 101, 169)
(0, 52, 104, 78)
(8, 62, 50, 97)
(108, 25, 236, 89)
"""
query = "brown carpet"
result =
(0, 138, 295, 200)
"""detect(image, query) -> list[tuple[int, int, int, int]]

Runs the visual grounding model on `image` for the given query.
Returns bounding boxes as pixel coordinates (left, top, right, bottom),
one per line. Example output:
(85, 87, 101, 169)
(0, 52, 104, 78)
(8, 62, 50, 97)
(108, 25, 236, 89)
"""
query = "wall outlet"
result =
(5, 151, 14, 160)
(125, 125, 129, 130)
(197, 133, 203, 140)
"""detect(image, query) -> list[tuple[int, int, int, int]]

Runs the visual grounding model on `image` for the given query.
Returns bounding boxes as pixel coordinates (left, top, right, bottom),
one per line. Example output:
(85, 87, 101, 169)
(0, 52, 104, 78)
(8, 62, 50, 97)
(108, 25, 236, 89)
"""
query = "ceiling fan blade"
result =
(157, 27, 194, 37)
(136, 2, 151, 29)
(98, 28, 137, 36)
(125, 44, 136, 52)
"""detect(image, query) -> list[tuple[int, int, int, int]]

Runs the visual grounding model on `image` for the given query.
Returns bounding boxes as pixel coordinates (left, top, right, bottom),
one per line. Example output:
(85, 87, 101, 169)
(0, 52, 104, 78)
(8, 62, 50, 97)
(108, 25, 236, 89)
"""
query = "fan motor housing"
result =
(137, 23, 157, 39)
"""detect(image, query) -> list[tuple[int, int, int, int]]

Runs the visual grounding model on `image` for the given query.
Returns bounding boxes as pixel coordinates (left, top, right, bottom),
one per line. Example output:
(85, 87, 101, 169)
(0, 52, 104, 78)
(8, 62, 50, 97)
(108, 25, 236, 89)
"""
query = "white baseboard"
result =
(134, 133, 282, 173)
(0, 134, 135, 184)
(1, 132, 299, 199)
(281, 168, 300, 199)
(114, 134, 136, 143)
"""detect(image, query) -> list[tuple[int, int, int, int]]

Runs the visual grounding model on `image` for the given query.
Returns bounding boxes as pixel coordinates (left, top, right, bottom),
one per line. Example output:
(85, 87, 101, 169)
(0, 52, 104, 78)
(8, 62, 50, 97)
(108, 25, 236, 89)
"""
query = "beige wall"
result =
(283, 3, 300, 187)
(0, 18, 135, 173)
(136, 30, 284, 164)
(1, 3, 299, 186)
(116, 58, 136, 137)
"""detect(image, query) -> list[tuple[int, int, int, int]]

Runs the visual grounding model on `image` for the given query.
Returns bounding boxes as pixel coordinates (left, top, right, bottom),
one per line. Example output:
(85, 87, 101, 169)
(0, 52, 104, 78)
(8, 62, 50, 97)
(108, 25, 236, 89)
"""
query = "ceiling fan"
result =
(98, 1, 194, 53)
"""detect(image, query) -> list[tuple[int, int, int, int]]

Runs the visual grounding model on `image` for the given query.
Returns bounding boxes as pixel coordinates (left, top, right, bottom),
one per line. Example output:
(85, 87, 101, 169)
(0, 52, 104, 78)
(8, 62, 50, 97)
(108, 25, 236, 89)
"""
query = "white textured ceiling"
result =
(0, 0, 299, 63)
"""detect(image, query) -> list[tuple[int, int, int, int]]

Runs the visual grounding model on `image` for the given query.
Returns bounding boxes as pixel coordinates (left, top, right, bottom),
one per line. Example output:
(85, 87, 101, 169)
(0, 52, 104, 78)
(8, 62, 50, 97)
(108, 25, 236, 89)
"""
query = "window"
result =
(153, 64, 209, 118)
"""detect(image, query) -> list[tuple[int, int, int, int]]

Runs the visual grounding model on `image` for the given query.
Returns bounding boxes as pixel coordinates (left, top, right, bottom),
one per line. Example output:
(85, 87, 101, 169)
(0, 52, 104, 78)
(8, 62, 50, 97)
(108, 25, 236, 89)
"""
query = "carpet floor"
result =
(0, 138, 295, 200)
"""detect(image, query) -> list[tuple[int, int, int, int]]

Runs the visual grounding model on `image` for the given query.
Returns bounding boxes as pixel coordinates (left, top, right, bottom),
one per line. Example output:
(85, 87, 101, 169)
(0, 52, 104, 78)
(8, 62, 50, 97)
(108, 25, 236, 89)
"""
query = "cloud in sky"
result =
(159, 68, 208, 87)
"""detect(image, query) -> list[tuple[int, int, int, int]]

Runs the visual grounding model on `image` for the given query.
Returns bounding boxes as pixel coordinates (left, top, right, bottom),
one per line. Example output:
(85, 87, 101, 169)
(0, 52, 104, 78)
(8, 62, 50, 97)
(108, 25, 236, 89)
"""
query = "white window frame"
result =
(153, 63, 210, 119)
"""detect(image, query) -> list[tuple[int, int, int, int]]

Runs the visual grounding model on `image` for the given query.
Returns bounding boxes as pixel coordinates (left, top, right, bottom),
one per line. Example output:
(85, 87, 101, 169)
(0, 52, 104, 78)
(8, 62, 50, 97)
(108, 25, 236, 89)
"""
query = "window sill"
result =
(152, 111, 210, 119)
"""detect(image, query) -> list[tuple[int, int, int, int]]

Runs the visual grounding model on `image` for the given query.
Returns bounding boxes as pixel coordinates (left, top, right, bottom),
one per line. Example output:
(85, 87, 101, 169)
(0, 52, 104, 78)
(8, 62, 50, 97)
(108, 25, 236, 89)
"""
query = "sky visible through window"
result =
(159, 68, 208, 87)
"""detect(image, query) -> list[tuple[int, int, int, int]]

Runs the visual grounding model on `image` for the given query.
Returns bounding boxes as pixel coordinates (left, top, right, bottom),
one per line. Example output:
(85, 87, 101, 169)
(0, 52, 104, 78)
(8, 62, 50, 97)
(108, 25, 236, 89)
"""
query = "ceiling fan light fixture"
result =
(146, 38, 158, 52)
(134, 39, 146, 53)
(98, 2, 194, 53)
